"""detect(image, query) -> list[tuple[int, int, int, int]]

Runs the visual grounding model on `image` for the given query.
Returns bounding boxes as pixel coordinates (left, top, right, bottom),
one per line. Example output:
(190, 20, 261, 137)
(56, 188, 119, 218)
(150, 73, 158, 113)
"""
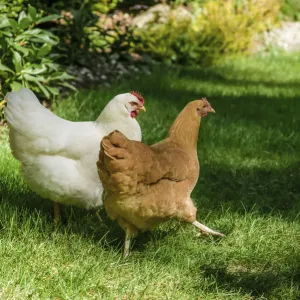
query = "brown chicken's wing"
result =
(98, 130, 197, 195)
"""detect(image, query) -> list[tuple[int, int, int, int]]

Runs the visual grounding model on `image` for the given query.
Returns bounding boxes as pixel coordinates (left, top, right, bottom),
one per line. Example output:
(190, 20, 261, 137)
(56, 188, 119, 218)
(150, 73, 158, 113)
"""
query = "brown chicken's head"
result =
(194, 98, 215, 118)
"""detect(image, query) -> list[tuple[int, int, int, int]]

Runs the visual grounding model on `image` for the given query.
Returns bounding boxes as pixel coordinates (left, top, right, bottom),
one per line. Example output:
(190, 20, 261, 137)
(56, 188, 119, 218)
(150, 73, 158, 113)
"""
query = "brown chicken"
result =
(97, 98, 224, 257)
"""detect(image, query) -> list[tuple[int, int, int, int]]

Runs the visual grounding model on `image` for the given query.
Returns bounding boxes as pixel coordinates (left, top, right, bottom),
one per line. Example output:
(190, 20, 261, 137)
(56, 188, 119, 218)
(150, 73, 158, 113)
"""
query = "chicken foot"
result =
(192, 220, 225, 237)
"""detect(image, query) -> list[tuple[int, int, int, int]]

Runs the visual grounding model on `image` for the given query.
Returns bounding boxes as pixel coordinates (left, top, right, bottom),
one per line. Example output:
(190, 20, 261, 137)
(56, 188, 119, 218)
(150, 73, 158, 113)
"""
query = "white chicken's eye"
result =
(129, 101, 138, 106)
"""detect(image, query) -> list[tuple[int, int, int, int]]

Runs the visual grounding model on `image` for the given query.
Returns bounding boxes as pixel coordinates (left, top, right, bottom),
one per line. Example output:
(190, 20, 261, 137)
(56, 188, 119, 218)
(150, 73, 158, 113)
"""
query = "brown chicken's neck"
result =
(167, 109, 201, 152)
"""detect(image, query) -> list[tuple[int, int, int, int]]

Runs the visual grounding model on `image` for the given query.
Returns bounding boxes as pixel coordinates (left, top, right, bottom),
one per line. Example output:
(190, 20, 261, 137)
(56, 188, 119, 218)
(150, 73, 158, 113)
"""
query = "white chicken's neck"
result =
(95, 112, 132, 131)
(95, 104, 129, 125)
(94, 105, 141, 141)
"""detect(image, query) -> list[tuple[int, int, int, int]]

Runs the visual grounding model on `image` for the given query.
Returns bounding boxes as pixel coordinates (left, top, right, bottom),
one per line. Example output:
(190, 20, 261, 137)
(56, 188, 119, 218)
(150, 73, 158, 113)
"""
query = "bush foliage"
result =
(134, 0, 281, 64)
(26, 0, 131, 65)
(0, 0, 129, 101)
(281, 0, 300, 21)
(0, 0, 296, 105)
(0, 4, 74, 101)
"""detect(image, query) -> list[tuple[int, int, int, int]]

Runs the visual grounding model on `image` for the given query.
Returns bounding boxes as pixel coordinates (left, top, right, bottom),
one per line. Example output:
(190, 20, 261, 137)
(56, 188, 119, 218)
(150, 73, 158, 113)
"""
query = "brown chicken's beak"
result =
(139, 106, 146, 112)
(209, 108, 216, 113)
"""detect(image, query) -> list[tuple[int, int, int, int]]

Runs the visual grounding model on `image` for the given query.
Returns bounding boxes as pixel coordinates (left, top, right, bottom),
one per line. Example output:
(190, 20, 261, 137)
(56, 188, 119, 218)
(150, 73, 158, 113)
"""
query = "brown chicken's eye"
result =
(197, 107, 201, 112)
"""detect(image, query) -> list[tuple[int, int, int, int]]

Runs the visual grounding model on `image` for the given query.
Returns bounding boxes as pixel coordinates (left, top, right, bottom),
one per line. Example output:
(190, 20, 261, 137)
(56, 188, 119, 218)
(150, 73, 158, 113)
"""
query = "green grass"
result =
(1, 53, 300, 299)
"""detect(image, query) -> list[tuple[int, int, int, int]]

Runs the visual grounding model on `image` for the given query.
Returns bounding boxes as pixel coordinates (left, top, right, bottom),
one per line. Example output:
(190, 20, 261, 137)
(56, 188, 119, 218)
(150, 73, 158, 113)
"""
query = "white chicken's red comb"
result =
(130, 91, 144, 105)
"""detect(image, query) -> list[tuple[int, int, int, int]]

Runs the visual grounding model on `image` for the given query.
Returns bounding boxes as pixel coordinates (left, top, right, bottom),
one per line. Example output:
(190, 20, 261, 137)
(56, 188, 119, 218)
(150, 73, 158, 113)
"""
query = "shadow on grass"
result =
(0, 175, 164, 254)
(144, 88, 300, 132)
(193, 161, 300, 219)
(177, 66, 300, 90)
(1, 156, 299, 245)
(201, 261, 300, 298)
(1, 158, 299, 299)
(1, 59, 300, 271)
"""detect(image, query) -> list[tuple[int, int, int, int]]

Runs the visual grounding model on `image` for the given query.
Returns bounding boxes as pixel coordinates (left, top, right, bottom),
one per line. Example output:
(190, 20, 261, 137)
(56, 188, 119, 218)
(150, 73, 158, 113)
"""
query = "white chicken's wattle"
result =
(5, 88, 144, 219)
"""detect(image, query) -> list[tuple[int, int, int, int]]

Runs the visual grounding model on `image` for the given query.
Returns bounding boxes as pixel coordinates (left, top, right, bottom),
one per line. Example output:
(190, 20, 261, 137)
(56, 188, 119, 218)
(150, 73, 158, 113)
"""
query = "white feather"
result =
(5, 88, 142, 209)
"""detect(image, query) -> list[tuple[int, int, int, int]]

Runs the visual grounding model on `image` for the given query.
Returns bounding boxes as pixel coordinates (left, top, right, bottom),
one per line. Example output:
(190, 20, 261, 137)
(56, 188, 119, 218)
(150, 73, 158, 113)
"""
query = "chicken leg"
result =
(53, 202, 61, 224)
(118, 219, 138, 258)
(123, 230, 131, 258)
(192, 220, 225, 237)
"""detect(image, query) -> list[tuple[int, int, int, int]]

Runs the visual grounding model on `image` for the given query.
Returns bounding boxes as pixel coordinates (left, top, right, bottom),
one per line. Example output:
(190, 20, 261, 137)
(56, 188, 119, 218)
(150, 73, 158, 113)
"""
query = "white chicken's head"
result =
(103, 91, 146, 119)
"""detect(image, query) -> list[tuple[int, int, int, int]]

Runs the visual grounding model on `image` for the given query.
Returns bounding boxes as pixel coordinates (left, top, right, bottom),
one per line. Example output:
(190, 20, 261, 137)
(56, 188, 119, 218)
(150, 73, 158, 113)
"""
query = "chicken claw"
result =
(192, 220, 225, 237)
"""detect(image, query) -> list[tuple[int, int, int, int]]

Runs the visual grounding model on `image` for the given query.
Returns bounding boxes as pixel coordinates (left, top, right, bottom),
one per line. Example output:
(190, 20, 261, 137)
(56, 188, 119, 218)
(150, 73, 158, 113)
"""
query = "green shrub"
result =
(26, 0, 125, 65)
(190, 0, 281, 63)
(35, 0, 121, 14)
(0, 4, 74, 101)
(0, 0, 26, 18)
(281, 0, 300, 21)
(134, 0, 281, 64)
(134, 14, 191, 64)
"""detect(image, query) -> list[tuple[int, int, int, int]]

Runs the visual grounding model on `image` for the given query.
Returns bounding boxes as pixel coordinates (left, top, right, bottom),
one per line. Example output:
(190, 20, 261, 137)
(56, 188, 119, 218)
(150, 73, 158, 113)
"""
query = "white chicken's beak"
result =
(139, 106, 146, 112)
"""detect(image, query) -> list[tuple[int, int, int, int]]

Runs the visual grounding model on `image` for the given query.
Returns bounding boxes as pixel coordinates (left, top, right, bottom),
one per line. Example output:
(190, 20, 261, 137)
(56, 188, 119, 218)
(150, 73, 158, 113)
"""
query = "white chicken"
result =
(5, 88, 145, 221)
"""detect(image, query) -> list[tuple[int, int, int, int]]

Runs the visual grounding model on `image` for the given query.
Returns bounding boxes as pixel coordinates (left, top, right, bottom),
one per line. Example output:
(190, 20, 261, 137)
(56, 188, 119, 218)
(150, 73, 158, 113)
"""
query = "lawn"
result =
(0, 53, 300, 299)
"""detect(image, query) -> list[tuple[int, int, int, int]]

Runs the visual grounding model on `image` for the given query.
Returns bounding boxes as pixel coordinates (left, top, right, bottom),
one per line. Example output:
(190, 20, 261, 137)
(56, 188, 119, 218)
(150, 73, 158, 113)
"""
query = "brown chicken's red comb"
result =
(202, 97, 212, 107)
(130, 91, 144, 105)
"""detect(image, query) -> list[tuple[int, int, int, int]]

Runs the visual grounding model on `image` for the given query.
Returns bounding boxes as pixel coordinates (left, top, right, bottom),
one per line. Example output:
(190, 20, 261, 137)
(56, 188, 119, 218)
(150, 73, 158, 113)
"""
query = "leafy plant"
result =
(133, 0, 281, 64)
(189, 0, 281, 63)
(281, 0, 300, 21)
(29, 0, 122, 14)
(0, 4, 74, 100)
(89, 11, 139, 57)
(0, 0, 26, 18)
(92, 0, 121, 13)
(27, 0, 124, 65)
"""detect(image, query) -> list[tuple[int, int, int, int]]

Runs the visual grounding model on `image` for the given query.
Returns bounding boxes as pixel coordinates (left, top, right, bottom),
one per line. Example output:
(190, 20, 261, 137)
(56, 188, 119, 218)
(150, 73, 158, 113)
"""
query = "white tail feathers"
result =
(5, 88, 50, 135)
(6, 88, 40, 109)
